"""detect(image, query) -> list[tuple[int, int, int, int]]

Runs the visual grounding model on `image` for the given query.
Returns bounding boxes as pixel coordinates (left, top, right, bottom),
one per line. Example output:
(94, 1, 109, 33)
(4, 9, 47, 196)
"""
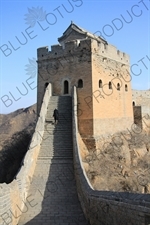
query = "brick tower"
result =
(37, 22, 133, 137)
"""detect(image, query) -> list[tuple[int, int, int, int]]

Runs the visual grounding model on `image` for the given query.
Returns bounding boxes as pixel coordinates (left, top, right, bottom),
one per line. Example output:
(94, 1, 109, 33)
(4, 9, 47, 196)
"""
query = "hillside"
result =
(0, 105, 36, 150)
(0, 104, 36, 183)
(82, 129, 150, 194)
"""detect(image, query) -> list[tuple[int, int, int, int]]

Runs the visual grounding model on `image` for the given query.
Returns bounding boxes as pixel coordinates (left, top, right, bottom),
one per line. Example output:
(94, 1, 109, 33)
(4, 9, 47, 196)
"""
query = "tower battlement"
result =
(37, 38, 129, 65)
(91, 39, 129, 65)
(37, 39, 92, 60)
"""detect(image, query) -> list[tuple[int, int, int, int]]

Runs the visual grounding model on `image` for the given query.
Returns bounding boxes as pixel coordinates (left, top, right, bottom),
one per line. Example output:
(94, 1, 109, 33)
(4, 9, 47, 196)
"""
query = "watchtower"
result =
(37, 22, 133, 137)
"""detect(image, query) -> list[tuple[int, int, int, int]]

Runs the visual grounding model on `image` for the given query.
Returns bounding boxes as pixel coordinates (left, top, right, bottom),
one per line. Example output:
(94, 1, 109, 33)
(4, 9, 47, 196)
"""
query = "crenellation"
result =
(37, 38, 130, 66)
(64, 40, 76, 50)
(78, 38, 91, 49)
(37, 39, 92, 63)
(91, 39, 129, 64)
(37, 46, 49, 58)
(51, 44, 63, 53)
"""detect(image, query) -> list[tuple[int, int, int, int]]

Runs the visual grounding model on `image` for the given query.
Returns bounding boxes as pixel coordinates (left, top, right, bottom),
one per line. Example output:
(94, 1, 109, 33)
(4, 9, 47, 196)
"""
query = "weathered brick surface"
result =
(72, 86, 150, 225)
(91, 39, 133, 136)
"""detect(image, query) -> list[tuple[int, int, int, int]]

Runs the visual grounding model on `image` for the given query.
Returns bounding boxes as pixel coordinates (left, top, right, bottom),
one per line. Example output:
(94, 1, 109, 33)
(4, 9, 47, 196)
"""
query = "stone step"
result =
(37, 156, 73, 160)
(39, 149, 73, 153)
(44, 125, 72, 128)
(40, 147, 72, 150)
(18, 95, 89, 225)
(38, 152, 73, 155)
(38, 155, 73, 158)
(40, 148, 73, 151)
(38, 154, 73, 157)
(41, 141, 72, 144)
(39, 150, 73, 155)
(41, 139, 72, 142)
(39, 148, 73, 151)
(41, 97, 73, 145)
(42, 133, 72, 136)
(46, 118, 72, 121)
(39, 150, 73, 153)
(39, 96, 74, 160)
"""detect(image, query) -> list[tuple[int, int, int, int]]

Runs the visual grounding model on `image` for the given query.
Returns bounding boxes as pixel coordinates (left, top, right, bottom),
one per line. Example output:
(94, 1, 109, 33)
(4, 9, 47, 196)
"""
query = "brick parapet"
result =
(0, 84, 52, 225)
(72, 86, 150, 225)
(37, 38, 129, 65)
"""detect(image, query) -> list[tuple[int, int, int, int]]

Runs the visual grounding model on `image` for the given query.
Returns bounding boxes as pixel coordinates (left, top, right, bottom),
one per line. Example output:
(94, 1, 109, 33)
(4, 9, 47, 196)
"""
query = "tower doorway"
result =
(64, 80, 69, 94)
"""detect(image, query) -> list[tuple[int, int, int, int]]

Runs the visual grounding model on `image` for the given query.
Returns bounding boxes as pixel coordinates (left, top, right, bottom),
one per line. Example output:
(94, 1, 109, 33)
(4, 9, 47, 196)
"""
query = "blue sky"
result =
(0, 0, 149, 114)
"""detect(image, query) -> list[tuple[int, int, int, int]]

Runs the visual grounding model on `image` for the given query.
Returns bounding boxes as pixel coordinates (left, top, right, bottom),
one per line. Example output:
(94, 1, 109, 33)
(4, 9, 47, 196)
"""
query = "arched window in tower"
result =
(125, 84, 128, 91)
(117, 83, 120, 91)
(99, 80, 102, 88)
(133, 101, 135, 106)
(78, 79, 83, 88)
(108, 82, 112, 89)
(64, 80, 69, 94)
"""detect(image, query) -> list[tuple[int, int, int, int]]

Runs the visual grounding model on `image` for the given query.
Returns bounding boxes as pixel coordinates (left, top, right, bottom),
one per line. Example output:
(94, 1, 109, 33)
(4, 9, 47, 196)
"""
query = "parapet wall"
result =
(132, 89, 150, 113)
(72, 86, 150, 225)
(132, 89, 150, 99)
(37, 39, 92, 59)
(37, 38, 129, 65)
(132, 89, 150, 131)
(0, 84, 52, 225)
(92, 39, 129, 65)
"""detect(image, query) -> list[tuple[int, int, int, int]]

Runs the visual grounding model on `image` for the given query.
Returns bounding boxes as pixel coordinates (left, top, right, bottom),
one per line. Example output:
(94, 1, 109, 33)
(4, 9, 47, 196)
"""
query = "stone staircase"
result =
(38, 96, 73, 159)
(18, 96, 90, 225)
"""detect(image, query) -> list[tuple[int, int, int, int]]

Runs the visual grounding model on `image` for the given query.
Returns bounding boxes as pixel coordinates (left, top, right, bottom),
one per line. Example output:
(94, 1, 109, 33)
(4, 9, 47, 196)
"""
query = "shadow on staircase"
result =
(18, 96, 90, 225)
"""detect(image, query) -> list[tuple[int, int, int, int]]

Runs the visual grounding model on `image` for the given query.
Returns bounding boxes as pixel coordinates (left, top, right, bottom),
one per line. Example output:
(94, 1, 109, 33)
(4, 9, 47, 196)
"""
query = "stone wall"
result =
(132, 90, 150, 115)
(133, 106, 142, 128)
(132, 90, 150, 131)
(0, 84, 52, 225)
(72, 86, 150, 225)
(37, 39, 94, 136)
(91, 39, 133, 136)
